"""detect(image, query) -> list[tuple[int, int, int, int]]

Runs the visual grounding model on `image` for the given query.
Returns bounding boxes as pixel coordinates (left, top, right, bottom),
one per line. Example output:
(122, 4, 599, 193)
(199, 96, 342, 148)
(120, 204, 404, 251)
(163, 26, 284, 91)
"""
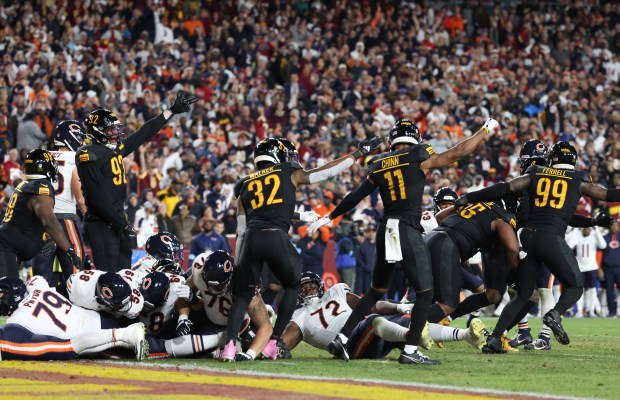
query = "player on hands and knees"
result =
(455, 141, 619, 353)
(223, 136, 382, 361)
(309, 118, 499, 364)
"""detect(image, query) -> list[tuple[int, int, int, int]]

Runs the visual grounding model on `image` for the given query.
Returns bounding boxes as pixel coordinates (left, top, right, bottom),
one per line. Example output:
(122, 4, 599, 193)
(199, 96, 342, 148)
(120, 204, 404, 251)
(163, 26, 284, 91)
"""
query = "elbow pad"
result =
(308, 157, 354, 184)
(605, 189, 620, 202)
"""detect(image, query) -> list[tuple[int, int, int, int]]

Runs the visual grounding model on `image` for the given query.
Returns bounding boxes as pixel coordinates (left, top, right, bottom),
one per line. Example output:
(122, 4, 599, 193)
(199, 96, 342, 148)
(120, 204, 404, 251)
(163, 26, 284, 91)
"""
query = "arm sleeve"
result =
(330, 179, 376, 219)
(465, 182, 511, 203)
(122, 114, 168, 155)
(569, 214, 593, 228)
(78, 162, 127, 230)
(307, 157, 354, 184)
(605, 188, 620, 202)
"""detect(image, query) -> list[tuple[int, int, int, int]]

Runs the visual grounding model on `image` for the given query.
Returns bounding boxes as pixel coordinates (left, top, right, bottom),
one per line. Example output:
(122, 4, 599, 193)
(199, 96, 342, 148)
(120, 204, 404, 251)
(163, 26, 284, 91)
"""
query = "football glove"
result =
(176, 316, 193, 337)
(353, 136, 383, 159)
(454, 195, 470, 209)
(40, 238, 57, 257)
(125, 226, 138, 249)
(173, 284, 193, 302)
(307, 215, 332, 234)
(593, 212, 613, 228)
(396, 303, 415, 315)
(57, 247, 84, 272)
(298, 211, 320, 223)
(482, 118, 500, 134)
(170, 90, 199, 114)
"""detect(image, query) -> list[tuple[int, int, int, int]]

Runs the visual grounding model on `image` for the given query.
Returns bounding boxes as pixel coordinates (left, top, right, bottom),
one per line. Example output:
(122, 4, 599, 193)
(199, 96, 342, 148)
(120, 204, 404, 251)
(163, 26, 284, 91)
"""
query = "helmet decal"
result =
(101, 287, 114, 299)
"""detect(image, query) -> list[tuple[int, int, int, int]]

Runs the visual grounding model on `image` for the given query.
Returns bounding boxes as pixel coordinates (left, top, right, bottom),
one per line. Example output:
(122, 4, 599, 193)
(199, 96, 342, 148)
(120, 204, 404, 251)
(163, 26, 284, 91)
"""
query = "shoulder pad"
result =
(233, 178, 246, 198)
(76, 148, 97, 165)
(418, 143, 435, 161)
(20, 180, 54, 197)
(286, 161, 303, 170)
(524, 164, 539, 175)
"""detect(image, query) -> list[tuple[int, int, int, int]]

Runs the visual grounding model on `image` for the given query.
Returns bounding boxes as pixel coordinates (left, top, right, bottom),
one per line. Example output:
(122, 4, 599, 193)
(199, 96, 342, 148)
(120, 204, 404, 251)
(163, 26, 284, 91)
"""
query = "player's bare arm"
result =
(435, 205, 455, 225)
(492, 219, 520, 270)
(31, 195, 72, 252)
(245, 295, 273, 356)
(71, 168, 87, 214)
(281, 321, 303, 350)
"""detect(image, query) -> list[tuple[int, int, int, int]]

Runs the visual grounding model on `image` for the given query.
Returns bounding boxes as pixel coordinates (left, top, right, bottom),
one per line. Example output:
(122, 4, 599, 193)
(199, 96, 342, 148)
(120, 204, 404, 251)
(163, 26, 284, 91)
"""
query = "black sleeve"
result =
(466, 182, 511, 203)
(121, 114, 168, 156)
(569, 214, 593, 228)
(78, 162, 128, 230)
(605, 188, 620, 202)
(330, 179, 376, 219)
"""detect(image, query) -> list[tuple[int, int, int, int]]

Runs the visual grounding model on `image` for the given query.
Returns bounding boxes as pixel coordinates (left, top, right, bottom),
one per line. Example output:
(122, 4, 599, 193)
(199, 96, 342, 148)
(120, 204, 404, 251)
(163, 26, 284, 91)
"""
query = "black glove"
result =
(176, 318, 193, 337)
(593, 212, 613, 228)
(170, 90, 198, 114)
(353, 136, 384, 159)
(235, 352, 254, 361)
(125, 226, 138, 249)
(454, 195, 469, 209)
(57, 247, 84, 272)
(40, 238, 57, 257)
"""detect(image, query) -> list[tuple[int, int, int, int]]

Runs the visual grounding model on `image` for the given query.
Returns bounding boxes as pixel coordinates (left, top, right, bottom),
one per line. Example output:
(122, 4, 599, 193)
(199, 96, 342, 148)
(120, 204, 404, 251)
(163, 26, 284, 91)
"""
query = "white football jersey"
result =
(192, 264, 233, 326)
(67, 270, 144, 319)
(8, 276, 102, 339)
(420, 211, 438, 234)
(291, 283, 352, 351)
(140, 273, 186, 336)
(131, 255, 158, 274)
(50, 150, 78, 215)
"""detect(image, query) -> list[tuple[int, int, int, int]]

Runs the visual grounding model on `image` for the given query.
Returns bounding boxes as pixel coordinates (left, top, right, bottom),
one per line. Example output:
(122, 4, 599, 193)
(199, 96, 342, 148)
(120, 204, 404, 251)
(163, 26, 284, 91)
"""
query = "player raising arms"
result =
(223, 136, 382, 361)
(309, 118, 499, 364)
(455, 141, 620, 352)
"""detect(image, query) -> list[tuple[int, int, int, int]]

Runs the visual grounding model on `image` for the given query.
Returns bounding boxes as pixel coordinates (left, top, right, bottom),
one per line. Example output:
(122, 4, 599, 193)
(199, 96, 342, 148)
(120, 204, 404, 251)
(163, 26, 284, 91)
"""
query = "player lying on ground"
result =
(280, 272, 487, 359)
(0, 276, 148, 360)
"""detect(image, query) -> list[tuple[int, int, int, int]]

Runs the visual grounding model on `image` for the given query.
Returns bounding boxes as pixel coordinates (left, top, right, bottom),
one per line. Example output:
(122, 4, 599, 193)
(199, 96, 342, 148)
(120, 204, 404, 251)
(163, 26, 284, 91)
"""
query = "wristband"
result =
(482, 127, 489, 135)
(352, 149, 363, 159)
(178, 314, 188, 322)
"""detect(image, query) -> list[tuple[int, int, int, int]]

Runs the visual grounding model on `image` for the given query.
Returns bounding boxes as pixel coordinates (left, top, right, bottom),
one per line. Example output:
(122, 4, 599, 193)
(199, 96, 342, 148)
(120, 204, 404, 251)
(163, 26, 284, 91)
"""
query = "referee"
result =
(76, 91, 197, 272)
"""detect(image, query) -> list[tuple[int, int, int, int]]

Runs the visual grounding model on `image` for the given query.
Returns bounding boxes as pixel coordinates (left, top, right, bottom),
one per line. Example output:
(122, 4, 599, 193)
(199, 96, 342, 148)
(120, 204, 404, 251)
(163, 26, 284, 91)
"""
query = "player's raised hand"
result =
(482, 118, 500, 134)
(170, 90, 199, 114)
(299, 211, 320, 223)
(307, 215, 332, 234)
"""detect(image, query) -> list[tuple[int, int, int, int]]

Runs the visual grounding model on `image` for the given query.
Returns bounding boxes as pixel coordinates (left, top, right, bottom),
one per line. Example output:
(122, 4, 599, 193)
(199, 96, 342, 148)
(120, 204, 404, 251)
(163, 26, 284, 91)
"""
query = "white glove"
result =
(173, 284, 193, 301)
(396, 303, 415, 315)
(307, 215, 332, 234)
(519, 250, 527, 260)
(299, 211, 320, 223)
(482, 118, 499, 134)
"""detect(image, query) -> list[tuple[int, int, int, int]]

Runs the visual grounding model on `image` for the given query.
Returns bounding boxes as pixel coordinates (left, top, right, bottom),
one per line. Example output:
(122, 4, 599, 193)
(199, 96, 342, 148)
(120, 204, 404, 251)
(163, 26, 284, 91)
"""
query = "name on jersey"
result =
(22, 289, 42, 308)
(381, 156, 401, 169)
(538, 168, 568, 177)
(247, 166, 280, 181)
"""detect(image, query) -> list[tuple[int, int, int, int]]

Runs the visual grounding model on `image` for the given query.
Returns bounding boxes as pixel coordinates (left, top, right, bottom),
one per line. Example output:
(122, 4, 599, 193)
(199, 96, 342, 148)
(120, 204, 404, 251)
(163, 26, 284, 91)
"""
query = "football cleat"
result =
(116, 322, 148, 361)
(327, 335, 349, 361)
(436, 318, 451, 348)
(509, 330, 533, 348)
(481, 336, 507, 354)
(501, 335, 518, 352)
(261, 339, 278, 360)
(221, 340, 236, 362)
(418, 321, 435, 350)
(543, 309, 570, 345)
(277, 337, 292, 359)
(524, 337, 551, 350)
(398, 349, 440, 365)
(465, 318, 487, 350)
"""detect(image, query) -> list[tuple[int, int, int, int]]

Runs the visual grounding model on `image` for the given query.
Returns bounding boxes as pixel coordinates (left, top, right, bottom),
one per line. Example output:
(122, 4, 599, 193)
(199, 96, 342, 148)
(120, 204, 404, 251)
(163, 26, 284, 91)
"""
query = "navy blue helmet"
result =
(145, 232, 184, 275)
(96, 272, 132, 312)
(201, 251, 234, 296)
(299, 271, 325, 306)
(140, 271, 170, 312)
(519, 139, 548, 175)
(433, 187, 458, 213)
(54, 120, 86, 151)
(0, 277, 27, 316)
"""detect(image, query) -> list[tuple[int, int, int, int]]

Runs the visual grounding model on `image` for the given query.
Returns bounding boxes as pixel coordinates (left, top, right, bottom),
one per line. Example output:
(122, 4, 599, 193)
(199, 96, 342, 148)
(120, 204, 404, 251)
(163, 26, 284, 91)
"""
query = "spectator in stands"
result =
(157, 180, 181, 218)
(172, 184, 205, 219)
(189, 218, 229, 262)
(602, 220, 620, 318)
(355, 222, 376, 296)
(134, 201, 158, 248)
(299, 228, 328, 277)
(172, 204, 197, 249)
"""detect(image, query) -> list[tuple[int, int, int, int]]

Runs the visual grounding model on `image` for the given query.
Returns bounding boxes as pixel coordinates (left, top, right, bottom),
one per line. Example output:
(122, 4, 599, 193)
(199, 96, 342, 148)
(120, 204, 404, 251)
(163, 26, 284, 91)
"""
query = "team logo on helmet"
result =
(223, 259, 232, 273)
(101, 287, 114, 299)
(142, 277, 152, 290)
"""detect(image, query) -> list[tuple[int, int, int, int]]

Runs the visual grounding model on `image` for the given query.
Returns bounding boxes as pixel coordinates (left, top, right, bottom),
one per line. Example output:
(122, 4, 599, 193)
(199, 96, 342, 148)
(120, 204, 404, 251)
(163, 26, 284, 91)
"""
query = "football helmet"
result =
(0, 277, 27, 316)
(140, 271, 170, 313)
(388, 119, 421, 150)
(433, 187, 458, 213)
(201, 250, 234, 296)
(548, 141, 577, 170)
(95, 272, 132, 312)
(519, 139, 548, 175)
(279, 138, 300, 163)
(53, 120, 86, 151)
(298, 271, 325, 306)
(84, 109, 124, 149)
(252, 138, 287, 168)
(24, 149, 59, 183)
(145, 232, 184, 275)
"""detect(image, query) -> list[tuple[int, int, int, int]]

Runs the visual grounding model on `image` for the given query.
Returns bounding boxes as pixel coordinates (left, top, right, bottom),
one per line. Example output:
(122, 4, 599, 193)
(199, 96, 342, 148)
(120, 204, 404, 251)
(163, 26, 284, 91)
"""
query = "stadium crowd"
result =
(0, 0, 619, 308)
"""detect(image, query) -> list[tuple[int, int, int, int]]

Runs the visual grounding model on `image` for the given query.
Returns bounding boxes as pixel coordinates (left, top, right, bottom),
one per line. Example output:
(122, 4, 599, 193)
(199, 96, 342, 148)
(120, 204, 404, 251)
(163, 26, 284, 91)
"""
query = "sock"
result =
(428, 324, 467, 342)
(262, 287, 279, 306)
(403, 344, 417, 354)
(71, 330, 117, 355)
(449, 292, 491, 320)
(372, 318, 408, 342)
(340, 288, 385, 337)
(146, 336, 168, 358)
(273, 285, 299, 337)
(517, 319, 530, 333)
(539, 326, 551, 340)
(406, 289, 433, 346)
(539, 288, 555, 316)
(492, 295, 532, 339)
(427, 303, 447, 323)
(165, 332, 226, 357)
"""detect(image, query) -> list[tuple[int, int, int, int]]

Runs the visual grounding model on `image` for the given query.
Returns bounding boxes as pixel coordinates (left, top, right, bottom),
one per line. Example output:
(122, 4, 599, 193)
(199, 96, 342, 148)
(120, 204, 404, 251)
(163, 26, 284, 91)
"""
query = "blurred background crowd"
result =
(0, 0, 619, 305)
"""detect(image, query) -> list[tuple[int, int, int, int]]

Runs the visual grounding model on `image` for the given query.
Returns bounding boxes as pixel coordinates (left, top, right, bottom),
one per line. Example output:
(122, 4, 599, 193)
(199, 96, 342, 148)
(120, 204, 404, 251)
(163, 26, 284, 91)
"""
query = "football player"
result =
(456, 141, 620, 352)
(0, 276, 148, 360)
(137, 271, 189, 338)
(132, 232, 186, 275)
(0, 149, 81, 278)
(33, 121, 87, 290)
(280, 272, 487, 359)
(309, 118, 499, 364)
(224, 136, 382, 361)
(76, 91, 197, 272)
(67, 270, 143, 319)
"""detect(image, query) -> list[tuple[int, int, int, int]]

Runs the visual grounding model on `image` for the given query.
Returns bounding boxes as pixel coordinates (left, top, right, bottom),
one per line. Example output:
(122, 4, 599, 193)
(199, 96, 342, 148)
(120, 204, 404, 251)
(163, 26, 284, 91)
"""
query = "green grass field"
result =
(152, 317, 620, 399)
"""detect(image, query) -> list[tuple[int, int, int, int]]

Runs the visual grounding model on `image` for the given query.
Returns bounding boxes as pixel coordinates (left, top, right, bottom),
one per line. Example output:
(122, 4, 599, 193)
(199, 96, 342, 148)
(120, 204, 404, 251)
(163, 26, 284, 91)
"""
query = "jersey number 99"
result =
(247, 174, 283, 209)
(534, 178, 567, 209)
